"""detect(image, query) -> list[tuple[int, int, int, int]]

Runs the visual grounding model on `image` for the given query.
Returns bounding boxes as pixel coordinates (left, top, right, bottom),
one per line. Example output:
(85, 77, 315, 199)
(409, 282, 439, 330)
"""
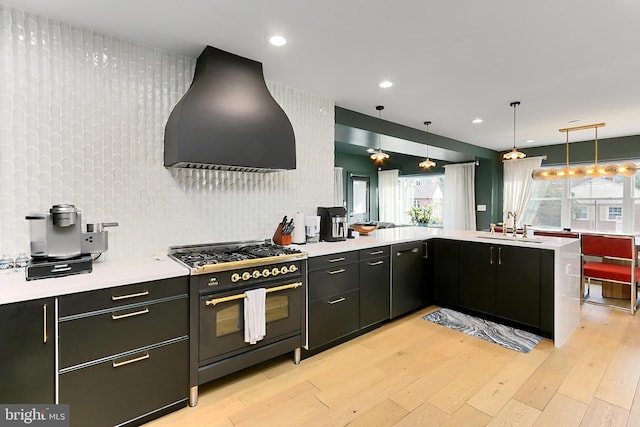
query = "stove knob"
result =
(231, 273, 241, 283)
(288, 264, 298, 273)
(280, 266, 288, 274)
(252, 270, 261, 279)
(271, 267, 280, 276)
(242, 272, 251, 281)
(262, 269, 271, 277)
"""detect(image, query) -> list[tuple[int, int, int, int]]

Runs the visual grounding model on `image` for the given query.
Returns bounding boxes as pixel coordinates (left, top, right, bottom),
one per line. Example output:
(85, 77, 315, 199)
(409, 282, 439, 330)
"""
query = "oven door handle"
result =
(205, 281, 303, 306)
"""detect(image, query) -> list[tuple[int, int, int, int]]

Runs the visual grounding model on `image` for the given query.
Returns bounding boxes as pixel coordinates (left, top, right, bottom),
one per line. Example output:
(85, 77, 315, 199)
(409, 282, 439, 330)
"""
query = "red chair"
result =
(581, 233, 640, 314)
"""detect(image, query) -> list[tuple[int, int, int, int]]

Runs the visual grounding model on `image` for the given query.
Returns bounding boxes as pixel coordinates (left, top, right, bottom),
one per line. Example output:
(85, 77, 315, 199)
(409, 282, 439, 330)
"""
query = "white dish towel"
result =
(244, 288, 266, 344)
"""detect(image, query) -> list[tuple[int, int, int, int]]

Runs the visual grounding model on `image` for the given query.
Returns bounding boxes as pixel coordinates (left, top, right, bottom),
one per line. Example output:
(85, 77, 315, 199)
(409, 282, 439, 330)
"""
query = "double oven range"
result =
(169, 241, 307, 406)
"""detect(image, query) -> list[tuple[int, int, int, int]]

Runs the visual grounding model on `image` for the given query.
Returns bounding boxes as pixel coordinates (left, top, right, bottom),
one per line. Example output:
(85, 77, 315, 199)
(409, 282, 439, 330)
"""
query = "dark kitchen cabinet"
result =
(455, 240, 553, 335)
(391, 241, 426, 318)
(58, 276, 189, 427)
(0, 298, 55, 403)
(433, 238, 460, 307)
(307, 251, 359, 350)
(359, 246, 391, 328)
(459, 242, 496, 315)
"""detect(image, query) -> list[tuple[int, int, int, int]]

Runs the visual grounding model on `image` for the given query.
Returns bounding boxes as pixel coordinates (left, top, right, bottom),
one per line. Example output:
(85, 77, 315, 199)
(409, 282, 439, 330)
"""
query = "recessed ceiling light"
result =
(568, 119, 580, 124)
(525, 139, 535, 143)
(366, 148, 376, 153)
(472, 118, 483, 124)
(268, 35, 287, 46)
(379, 80, 393, 88)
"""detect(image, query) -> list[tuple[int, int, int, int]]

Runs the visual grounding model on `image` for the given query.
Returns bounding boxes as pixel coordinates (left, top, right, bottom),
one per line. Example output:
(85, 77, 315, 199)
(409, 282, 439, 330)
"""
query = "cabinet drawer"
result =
(59, 276, 188, 317)
(308, 251, 358, 271)
(309, 263, 359, 301)
(59, 339, 188, 427)
(59, 296, 188, 369)
(359, 246, 390, 261)
(309, 289, 359, 349)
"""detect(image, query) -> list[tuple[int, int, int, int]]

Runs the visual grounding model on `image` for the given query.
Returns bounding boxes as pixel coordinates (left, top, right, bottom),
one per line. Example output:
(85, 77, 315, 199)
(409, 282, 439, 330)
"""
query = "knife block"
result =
(272, 224, 292, 246)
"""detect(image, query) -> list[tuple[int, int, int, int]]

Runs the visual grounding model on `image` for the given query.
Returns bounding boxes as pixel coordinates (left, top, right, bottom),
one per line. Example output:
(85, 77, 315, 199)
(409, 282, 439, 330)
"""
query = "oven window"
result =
(216, 304, 241, 337)
(214, 294, 291, 337)
(266, 295, 289, 323)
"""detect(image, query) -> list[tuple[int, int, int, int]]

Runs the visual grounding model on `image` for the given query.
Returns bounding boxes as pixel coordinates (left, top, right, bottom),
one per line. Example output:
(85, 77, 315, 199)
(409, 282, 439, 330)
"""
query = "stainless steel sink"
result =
(475, 235, 543, 244)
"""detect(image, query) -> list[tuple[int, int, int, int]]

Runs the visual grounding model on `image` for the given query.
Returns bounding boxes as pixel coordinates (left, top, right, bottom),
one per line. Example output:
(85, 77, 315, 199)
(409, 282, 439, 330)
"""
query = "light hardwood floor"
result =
(147, 304, 640, 426)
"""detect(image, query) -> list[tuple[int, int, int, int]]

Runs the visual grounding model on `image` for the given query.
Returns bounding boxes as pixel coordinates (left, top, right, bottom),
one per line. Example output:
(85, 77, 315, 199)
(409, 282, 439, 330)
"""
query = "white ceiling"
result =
(5, 0, 640, 154)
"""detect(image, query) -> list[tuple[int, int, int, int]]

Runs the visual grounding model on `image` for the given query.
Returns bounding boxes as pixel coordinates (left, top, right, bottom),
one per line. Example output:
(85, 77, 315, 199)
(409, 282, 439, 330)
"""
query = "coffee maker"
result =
(25, 204, 118, 280)
(317, 207, 347, 242)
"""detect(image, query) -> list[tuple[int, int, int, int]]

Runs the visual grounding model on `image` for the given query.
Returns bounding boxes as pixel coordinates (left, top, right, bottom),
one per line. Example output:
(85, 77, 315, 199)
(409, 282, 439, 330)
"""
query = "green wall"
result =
(334, 152, 379, 221)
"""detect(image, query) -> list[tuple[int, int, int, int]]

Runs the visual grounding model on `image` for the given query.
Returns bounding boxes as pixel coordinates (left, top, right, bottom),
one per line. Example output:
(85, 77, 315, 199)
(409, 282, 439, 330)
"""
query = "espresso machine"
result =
(25, 204, 118, 280)
(317, 207, 347, 242)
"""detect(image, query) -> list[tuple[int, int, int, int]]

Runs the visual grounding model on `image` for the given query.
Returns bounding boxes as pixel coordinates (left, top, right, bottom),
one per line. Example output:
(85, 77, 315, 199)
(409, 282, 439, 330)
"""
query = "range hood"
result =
(164, 46, 296, 172)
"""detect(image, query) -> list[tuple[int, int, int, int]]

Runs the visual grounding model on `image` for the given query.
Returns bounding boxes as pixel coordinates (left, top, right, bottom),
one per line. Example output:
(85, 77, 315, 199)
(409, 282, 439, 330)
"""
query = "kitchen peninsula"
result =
(296, 226, 581, 348)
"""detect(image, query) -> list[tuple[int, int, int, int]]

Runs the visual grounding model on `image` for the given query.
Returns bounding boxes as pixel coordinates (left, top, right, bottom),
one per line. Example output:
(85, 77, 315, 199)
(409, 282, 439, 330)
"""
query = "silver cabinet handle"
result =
(112, 290, 149, 301)
(396, 247, 419, 256)
(327, 257, 346, 263)
(367, 260, 384, 266)
(328, 268, 346, 275)
(424, 242, 428, 259)
(368, 250, 384, 255)
(112, 352, 150, 368)
(43, 304, 47, 344)
(490, 247, 494, 265)
(111, 307, 149, 320)
(498, 247, 502, 265)
(328, 297, 346, 304)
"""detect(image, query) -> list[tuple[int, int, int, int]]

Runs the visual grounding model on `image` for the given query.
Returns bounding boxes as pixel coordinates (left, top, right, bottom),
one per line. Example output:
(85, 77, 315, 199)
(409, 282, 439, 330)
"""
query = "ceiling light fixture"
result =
(370, 105, 390, 162)
(379, 80, 393, 88)
(268, 35, 287, 46)
(531, 122, 637, 180)
(419, 121, 436, 169)
(472, 118, 483, 124)
(503, 101, 526, 160)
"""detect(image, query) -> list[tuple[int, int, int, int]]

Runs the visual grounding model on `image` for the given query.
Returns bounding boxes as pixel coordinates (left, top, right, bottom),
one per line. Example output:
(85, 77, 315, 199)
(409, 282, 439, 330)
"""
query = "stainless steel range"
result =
(168, 240, 307, 407)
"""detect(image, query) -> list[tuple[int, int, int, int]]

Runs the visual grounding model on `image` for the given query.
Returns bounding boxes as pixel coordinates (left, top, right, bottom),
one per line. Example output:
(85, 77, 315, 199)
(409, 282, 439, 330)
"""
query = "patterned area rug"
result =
(423, 308, 542, 353)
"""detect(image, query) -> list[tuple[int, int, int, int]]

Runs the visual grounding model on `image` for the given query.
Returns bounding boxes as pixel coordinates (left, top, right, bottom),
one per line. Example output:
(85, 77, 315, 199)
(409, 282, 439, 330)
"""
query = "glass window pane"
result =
(398, 175, 444, 225)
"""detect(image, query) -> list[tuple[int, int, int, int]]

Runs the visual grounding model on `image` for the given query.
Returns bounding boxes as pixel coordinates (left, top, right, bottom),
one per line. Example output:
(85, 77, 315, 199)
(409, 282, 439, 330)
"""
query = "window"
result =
(522, 160, 638, 234)
(608, 207, 622, 221)
(398, 175, 444, 225)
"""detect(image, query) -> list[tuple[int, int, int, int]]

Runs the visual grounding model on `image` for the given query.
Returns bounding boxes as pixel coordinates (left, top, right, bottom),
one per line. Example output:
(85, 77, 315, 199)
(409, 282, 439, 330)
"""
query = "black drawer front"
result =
(59, 339, 188, 427)
(59, 276, 188, 317)
(59, 296, 188, 369)
(309, 289, 359, 349)
(309, 264, 359, 301)
(359, 246, 390, 261)
(308, 251, 358, 271)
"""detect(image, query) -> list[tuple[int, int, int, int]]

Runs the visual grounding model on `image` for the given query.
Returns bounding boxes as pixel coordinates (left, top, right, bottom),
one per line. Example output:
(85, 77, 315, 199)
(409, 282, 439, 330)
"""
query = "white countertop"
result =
(294, 226, 578, 257)
(0, 256, 190, 305)
(1, 227, 578, 305)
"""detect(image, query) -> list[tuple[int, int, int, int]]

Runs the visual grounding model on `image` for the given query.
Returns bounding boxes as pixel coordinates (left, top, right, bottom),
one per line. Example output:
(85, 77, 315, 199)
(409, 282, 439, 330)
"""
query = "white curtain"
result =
(502, 157, 543, 227)
(443, 163, 476, 230)
(378, 169, 399, 223)
(333, 167, 344, 207)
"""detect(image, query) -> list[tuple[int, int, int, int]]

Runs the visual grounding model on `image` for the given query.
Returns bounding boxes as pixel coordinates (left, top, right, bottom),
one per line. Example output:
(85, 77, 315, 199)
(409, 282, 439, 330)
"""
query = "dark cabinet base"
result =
(60, 339, 188, 427)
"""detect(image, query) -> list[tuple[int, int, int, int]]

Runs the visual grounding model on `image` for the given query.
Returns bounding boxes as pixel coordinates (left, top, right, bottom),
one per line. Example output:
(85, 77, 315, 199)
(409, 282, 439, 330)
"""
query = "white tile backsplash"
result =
(0, 4, 335, 261)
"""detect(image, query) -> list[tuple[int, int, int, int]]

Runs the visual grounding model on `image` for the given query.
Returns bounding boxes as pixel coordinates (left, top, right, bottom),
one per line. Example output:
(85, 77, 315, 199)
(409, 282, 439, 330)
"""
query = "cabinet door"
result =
(495, 246, 541, 328)
(433, 239, 460, 307)
(360, 256, 390, 328)
(308, 289, 359, 349)
(459, 242, 496, 314)
(0, 298, 55, 403)
(391, 241, 426, 318)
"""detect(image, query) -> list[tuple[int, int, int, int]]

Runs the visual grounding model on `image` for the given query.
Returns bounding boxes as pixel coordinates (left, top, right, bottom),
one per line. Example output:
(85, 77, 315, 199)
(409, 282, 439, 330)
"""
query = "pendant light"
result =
(419, 121, 436, 169)
(503, 101, 526, 160)
(531, 122, 637, 180)
(370, 105, 390, 162)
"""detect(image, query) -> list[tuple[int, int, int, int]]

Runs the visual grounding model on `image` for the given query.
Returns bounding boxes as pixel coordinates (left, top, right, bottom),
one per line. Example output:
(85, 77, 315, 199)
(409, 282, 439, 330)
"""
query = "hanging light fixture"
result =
(370, 105, 389, 162)
(531, 122, 637, 180)
(419, 121, 436, 169)
(503, 101, 526, 160)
